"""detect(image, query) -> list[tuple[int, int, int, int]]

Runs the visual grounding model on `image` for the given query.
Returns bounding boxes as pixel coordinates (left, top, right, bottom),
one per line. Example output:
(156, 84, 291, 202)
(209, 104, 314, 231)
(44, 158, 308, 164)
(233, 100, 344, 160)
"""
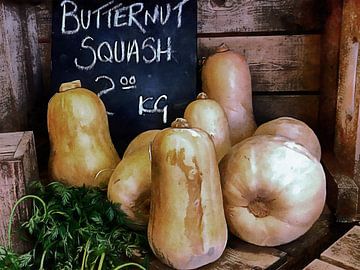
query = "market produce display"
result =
(254, 117, 322, 161)
(1, 42, 328, 270)
(47, 80, 120, 187)
(184, 92, 231, 162)
(201, 43, 257, 145)
(148, 118, 228, 269)
(220, 135, 326, 246)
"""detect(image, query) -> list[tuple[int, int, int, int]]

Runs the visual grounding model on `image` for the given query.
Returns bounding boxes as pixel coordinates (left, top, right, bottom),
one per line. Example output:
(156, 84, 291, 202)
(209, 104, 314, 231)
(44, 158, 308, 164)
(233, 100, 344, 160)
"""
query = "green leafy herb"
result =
(1, 181, 149, 270)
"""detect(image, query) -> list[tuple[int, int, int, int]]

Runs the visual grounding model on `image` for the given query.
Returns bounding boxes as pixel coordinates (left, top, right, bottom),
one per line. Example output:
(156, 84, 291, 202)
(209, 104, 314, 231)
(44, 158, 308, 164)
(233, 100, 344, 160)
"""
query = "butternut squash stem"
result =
(171, 118, 189, 128)
(216, 43, 230, 53)
(113, 262, 146, 270)
(196, 92, 208, 100)
(7, 195, 47, 249)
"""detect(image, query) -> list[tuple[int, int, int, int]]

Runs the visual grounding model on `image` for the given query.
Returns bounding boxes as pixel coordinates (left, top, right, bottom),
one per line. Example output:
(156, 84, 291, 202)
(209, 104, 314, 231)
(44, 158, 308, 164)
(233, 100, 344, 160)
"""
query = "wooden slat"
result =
(322, 151, 359, 222)
(0, 2, 41, 133)
(334, 0, 360, 175)
(304, 259, 345, 270)
(35, 1, 51, 43)
(198, 35, 321, 92)
(0, 132, 38, 253)
(253, 95, 319, 129)
(198, 0, 325, 34)
(318, 0, 343, 149)
(0, 132, 24, 159)
(321, 226, 360, 270)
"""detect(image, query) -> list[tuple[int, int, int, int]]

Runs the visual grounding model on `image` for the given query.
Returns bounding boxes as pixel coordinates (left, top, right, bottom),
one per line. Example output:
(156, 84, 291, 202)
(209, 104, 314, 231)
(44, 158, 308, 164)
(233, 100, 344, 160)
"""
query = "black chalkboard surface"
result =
(51, 0, 197, 154)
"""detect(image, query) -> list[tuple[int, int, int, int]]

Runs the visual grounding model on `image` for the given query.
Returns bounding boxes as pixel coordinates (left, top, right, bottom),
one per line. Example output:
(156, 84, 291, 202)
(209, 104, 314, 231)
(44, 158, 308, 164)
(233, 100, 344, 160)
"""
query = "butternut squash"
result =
(220, 135, 326, 246)
(108, 129, 160, 229)
(48, 80, 120, 187)
(148, 118, 227, 269)
(184, 92, 231, 162)
(254, 117, 321, 161)
(123, 129, 160, 158)
(202, 43, 257, 145)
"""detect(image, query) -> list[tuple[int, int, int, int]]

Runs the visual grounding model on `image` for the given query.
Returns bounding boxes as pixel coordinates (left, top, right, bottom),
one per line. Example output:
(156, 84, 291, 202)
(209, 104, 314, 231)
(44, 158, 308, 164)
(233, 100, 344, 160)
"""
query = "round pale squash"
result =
(123, 129, 160, 158)
(202, 43, 257, 145)
(148, 118, 227, 269)
(184, 92, 231, 162)
(254, 117, 321, 161)
(220, 135, 326, 246)
(108, 145, 151, 230)
(48, 80, 120, 187)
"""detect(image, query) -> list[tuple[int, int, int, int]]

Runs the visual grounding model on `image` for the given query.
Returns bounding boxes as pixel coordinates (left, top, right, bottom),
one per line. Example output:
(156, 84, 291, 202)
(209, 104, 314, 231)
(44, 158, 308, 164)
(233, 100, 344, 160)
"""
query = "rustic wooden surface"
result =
(304, 259, 345, 270)
(318, 0, 343, 149)
(198, 35, 321, 93)
(0, 131, 39, 253)
(253, 95, 319, 129)
(0, 1, 42, 133)
(321, 225, 360, 270)
(197, 0, 325, 34)
(334, 0, 360, 175)
(330, 0, 360, 221)
(150, 243, 286, 270)
(322, 151, 359, 222)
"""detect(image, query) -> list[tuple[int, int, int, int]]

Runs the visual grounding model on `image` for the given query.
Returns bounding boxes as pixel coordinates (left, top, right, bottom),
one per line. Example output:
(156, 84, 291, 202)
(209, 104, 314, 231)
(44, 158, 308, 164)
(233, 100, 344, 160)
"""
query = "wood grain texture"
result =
(253, 95, 319, 129)
(334, 0, 360, 175)
(0, 131, 39, 253)
(322, 151, 359, 222)
(0, 2, 41, 133)
(198, 0, 325, 34)
(150, 241, 286, 270)
(304, 259, 345, 270)
(321, 226, 360, 270)
(318, 0, 343, 149)
(198, 35, 321, 92)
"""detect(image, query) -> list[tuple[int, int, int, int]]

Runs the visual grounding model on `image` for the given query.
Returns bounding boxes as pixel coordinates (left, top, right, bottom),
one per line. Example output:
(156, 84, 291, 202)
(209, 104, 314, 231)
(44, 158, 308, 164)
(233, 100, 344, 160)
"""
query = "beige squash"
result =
(202, 43, 257, 145)
(254, 117, 321, 161)
(184, 92, 231, 162)
(108, 146, 151, 230)
(123, 129, 160, 158)
(220, 135, 326, 246)
(48, 80, 120, 187)
(148, 118, 227, 269)
(108, 129, 160, 229)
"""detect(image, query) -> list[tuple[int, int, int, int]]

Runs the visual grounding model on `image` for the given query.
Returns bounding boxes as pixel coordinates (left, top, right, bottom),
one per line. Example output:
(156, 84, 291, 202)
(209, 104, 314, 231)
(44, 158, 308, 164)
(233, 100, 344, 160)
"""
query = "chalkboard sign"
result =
(51, 0, 197, 154)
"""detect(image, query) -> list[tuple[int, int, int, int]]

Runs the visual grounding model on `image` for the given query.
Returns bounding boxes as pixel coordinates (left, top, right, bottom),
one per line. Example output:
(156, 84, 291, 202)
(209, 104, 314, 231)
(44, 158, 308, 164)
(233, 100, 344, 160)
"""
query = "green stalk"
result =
(7, 195, 47, 249)
(113, 262, 147, 270)
(81, 239, 91, 270)
(97, 252, 106, 270)
(39, 250, 47, 270)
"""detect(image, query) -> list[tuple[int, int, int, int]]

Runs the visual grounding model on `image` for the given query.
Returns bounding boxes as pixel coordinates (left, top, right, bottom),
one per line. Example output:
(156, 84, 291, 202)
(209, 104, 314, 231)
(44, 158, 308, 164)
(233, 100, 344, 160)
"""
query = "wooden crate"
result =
(0, 131, 39, 253)
(304, 225, 360, 270)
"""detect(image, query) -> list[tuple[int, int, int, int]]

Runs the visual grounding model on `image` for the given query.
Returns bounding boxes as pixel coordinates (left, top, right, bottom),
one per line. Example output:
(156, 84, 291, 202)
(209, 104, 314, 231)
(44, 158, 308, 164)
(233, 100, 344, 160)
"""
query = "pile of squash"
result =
(47, 44, 326, 269)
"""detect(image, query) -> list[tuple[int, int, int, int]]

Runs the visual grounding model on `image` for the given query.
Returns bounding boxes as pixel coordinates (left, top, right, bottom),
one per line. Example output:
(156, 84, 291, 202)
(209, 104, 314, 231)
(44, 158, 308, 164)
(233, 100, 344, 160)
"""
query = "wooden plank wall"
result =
(198, 0, 326, 130)
(33, 0, 326, 130)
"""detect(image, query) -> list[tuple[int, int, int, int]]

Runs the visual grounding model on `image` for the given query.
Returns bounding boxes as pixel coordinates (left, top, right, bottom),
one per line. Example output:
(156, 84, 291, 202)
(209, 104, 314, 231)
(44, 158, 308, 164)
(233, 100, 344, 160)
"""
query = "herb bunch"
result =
(1, 181, 149, 270)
